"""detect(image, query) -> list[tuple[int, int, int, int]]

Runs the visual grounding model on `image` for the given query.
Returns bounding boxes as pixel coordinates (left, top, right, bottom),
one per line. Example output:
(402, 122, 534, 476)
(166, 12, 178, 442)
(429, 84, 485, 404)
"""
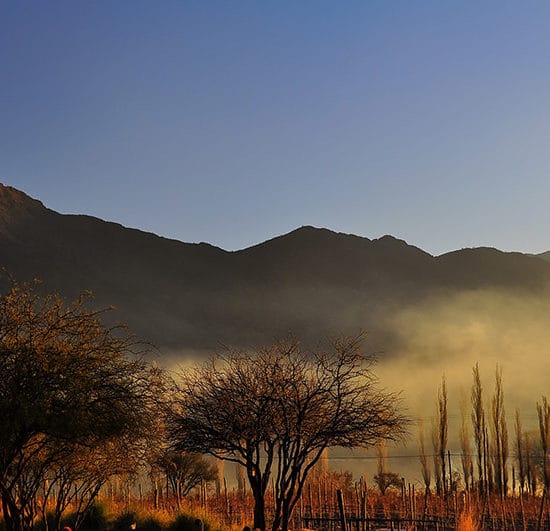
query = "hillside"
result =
(2, 183, 550, 354)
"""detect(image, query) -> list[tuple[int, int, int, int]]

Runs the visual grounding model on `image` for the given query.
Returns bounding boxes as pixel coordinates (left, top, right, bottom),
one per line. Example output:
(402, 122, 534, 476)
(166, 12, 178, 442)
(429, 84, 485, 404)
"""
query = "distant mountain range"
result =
(2, 183, 550, 356)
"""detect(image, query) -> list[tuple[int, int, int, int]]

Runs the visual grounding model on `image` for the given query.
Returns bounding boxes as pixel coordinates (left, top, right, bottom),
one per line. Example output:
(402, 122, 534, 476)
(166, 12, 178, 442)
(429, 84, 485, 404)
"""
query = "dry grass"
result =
(456, 509, 478, 531)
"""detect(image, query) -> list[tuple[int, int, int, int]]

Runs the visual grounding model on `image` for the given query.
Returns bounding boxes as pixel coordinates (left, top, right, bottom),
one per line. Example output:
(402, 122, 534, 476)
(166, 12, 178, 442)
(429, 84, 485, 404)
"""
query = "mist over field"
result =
(159, 285, 550, 484)
(163, 285, 550, 417)
(373, 287, 550, 483)
(381, 287, 550, 415)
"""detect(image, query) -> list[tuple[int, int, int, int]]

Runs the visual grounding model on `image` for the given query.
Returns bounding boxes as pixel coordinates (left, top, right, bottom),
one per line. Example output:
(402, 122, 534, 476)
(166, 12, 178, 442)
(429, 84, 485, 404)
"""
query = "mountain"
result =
(2, 183, 550, 355)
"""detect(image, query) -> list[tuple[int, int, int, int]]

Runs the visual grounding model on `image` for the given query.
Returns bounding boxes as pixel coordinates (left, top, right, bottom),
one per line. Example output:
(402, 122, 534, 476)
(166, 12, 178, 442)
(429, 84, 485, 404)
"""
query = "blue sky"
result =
(2, 1, 550, 254)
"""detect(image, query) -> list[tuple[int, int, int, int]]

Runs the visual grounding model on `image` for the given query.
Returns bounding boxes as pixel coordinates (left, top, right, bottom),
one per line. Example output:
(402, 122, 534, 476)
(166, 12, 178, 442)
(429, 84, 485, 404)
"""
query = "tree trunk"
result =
(251, 485, 266, 531)
(2, 490, 24, 531)
(280, 498, 293, 531)
(271, 509, 281, 531)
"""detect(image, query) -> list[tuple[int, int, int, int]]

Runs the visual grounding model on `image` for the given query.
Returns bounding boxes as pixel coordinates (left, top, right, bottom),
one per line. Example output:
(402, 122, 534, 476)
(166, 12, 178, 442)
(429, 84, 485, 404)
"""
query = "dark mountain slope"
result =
(235, 226, 435, 290)
(436, 247, 550, 291)
(2, 183, 550, 353)
(0, 184, 233, 347)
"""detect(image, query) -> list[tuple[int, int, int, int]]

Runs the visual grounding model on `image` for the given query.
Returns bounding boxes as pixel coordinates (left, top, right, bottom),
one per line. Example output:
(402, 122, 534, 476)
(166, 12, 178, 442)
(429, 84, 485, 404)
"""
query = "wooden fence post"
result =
(337, 489, 347, 531)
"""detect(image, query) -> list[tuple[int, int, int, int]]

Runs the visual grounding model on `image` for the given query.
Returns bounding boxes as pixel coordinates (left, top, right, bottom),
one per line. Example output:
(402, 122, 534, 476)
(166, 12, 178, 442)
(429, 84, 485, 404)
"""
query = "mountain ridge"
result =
(5, 183, 546, 258)
(2, 183, 550, 353)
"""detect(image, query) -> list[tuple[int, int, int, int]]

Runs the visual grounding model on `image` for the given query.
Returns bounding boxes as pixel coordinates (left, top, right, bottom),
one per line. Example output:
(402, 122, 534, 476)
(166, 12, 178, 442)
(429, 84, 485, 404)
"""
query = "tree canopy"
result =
(170, 335, 408, 531)
(0, 280, 161, 531)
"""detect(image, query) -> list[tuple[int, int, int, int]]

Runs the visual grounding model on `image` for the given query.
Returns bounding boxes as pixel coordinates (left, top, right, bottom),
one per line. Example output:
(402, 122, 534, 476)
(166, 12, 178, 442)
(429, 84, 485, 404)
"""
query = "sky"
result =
(2, 1, 550, 255)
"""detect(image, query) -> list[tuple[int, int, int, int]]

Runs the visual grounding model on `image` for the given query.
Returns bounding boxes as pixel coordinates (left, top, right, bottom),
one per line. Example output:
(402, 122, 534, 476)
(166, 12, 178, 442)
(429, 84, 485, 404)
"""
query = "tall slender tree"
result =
(515, 410, 526, 494)
(436, 376, 448, 495)
(459, 393, 473, 492)
(471, 363, 486, 494)
(418, 420, 431, 493)
(491, 366, 508, 496)
(537, 397, 550, 491)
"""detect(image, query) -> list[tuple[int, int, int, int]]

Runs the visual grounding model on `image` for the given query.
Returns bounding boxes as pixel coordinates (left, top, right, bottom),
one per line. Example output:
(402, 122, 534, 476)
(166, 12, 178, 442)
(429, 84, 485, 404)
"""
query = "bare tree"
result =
(374, 439, 401, 495)
(38, 435, 142, 531)
(491, 366, 508, 496)
(537, 397, 550, 491)
(431, 419, 442, 496)
(471, 363, 486, 494)
(525, 432, 536, 495)
(515, 410, 526, 494)
(169, 335, 408, 531)
(433, 376, 448, 495)
(157, 451, 218, 507)
(459, 393, 473, 492)
(418, 420, 431, 493)
(418, 420, 431, 523)
(235, 463, 247, 497)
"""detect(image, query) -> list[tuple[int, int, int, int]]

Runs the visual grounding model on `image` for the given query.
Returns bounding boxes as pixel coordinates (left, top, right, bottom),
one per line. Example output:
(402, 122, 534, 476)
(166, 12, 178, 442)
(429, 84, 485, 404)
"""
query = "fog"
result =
(156, 286, 550, 485)
(379, 287, 550, 418)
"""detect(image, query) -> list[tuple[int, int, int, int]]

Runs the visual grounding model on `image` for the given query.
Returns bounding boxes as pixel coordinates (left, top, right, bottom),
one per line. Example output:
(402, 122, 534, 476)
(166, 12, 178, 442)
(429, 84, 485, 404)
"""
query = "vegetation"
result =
(168, 335, 408, 531)
(0, 281, 162, 531)
(7, 279, 550, 530)
(156, 452, 218, 509)
(373, 440, 401, 495)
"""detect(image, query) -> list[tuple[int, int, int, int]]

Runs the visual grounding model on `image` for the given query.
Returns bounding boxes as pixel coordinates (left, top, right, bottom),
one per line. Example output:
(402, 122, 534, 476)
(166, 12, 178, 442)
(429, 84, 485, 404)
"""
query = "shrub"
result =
(79, 502, 110, 531)
(112, 512, 138, 531)
(167, 514, 200, 531)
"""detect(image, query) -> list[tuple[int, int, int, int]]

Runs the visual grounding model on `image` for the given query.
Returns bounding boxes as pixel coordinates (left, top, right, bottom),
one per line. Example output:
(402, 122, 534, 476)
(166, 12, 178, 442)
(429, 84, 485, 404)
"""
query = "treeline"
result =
(0, 281, 222, 531)
(0, 281, 407, 531)
(1, 282, 134, 531)
(7, 279, 550, 531)
(422, 365, 550, 498)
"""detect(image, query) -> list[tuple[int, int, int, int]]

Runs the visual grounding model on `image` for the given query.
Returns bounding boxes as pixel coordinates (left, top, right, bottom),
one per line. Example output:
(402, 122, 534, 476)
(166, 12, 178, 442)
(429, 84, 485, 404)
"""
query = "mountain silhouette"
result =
(2, 183, 550, 354)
